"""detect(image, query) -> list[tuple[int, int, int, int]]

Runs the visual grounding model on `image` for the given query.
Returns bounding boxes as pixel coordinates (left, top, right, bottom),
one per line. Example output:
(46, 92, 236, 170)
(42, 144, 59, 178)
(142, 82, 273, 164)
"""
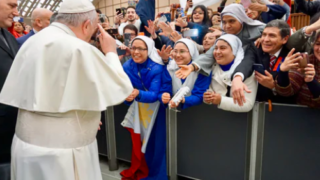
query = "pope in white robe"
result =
(0, 0, 133, 180)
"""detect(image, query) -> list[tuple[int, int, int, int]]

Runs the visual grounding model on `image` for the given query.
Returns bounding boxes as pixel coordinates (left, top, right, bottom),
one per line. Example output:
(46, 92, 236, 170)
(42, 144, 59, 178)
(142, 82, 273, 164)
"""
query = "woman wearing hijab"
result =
(175, 4, 265, 106)
(120, 36, 168, 180)
(159, 39, 211, 109)
(203, 34, 257, 112)
(176, 4, 265, 76)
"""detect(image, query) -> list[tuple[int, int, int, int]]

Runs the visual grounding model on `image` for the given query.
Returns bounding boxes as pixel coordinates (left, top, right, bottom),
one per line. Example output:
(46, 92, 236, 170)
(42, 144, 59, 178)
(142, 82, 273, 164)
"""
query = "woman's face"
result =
(222, 15, 242, 35)
(131, 40, 148, 64)
(313, 36, 320, 61)
(211, 15, 221, 26)
(172, 42, 192, 65)
(213, 40, 235, 65)
(246, 8, 259, 20)
(203, 32, 217, 51)
(14, 22, 23, 33)
(192, 8, 205, 24)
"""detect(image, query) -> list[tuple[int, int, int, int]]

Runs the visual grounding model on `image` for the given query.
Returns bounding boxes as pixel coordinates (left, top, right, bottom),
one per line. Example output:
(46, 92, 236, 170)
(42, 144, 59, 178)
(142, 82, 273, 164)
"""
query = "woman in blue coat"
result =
(121, 36, 168, 180)
(159, 38, 211, 109)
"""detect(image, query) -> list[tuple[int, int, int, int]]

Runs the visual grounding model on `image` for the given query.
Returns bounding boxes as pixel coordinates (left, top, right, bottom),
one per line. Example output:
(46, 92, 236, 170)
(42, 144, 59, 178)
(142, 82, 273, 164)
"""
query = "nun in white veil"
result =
(176, 3, 266, 78)
(159, 38, 211, 109)
(121, 36, 169, 180)
(203, 34, 258, 112)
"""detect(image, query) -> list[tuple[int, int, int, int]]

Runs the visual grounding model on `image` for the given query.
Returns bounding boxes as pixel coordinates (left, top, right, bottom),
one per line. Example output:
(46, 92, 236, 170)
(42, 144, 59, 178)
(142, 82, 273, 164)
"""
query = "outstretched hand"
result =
(175, 65, 194, 79)
(157, 45, 172, 63)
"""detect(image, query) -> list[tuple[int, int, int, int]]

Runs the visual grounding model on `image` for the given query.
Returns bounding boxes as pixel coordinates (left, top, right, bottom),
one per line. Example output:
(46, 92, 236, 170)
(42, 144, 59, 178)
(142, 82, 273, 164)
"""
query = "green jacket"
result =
(286, 28, 313, 54)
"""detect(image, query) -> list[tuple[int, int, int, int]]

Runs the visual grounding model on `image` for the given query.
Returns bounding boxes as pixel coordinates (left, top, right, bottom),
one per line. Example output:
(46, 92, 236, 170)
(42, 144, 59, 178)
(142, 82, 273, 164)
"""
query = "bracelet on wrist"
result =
(191, 64, 196, 71)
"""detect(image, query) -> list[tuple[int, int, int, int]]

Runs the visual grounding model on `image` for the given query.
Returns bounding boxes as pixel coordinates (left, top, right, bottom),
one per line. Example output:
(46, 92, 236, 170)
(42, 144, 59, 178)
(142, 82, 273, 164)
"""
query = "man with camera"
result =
(117, 6, 141, 35)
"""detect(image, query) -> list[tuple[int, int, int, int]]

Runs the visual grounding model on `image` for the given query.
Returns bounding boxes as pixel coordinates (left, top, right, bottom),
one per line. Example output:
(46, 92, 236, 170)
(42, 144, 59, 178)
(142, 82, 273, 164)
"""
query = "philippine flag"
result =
(121, 101, 167, 180)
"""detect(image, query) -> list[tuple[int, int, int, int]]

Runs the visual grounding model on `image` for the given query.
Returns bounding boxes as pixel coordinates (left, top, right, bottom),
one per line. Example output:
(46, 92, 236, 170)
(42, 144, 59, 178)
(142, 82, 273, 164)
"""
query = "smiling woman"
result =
(121, 36, 168, 180)
(158, 38, 211, 109)
(203, 34, 258, 112)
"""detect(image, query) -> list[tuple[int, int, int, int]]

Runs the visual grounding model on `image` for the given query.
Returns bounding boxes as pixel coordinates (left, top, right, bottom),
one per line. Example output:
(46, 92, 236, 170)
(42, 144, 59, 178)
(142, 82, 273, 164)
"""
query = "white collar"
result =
(33, 28, 38, 34)
(51, 22, 77, 37)
(270, 47, 282, 58)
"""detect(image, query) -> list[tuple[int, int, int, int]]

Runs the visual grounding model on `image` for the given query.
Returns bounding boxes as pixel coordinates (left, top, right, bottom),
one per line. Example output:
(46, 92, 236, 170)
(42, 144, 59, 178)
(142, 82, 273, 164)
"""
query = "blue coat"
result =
(123, 58, 164, 104)
(16, 30, 35, 48)
(159, 64, 211, 109)
(260, 5, 287, 23)
(123, 58, 168, 180)
(136, 0, 155, 36)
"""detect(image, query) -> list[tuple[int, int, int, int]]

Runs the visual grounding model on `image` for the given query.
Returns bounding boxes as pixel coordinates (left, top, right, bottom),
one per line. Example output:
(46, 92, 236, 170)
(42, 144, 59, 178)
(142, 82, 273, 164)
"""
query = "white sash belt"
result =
(15, 109, 101, 149)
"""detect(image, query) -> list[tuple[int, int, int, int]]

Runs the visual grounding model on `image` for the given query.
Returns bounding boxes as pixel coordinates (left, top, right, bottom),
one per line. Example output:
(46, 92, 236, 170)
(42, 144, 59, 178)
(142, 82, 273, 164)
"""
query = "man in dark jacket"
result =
(254, 20, 295, 103)
(0, 0, 19, 179)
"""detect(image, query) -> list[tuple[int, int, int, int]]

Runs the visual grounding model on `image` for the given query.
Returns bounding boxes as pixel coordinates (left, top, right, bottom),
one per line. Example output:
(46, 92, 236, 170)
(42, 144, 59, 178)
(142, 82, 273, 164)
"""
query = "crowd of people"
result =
(0, 0, 319, 179)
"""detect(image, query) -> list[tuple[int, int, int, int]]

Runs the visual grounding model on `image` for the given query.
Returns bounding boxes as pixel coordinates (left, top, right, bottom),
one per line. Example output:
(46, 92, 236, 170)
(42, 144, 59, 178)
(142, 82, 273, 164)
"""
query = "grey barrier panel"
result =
(167, 109, 178, 180)
(261, 103, 320, 180)
(106, 106, 118, 170)
(248, 102, 265, 180)
(177, 104, 249, 180)
(114, 103, 132, 162)
(97, 111, 108, 156)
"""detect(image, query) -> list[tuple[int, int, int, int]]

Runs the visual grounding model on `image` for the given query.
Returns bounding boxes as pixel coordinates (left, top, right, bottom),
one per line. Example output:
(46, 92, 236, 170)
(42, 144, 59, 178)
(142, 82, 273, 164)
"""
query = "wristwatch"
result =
(272, 87, 277, 96)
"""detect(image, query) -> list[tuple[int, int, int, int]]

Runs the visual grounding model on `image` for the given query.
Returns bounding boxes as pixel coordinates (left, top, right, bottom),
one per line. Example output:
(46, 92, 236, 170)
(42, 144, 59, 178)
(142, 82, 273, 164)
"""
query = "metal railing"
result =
(98, 102, 320, 180)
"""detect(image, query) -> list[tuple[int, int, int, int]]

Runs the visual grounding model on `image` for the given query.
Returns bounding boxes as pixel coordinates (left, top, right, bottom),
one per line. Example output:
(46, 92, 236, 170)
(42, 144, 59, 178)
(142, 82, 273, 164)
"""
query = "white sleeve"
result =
(218, 73, 257, 112)
(233, 72, 245, 82)
(118, 23, 126, 35)
(105, 52, 125, 73)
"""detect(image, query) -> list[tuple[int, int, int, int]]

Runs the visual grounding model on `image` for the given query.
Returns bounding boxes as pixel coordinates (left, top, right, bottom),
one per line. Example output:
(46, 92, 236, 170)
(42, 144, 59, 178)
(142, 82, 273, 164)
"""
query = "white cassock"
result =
(0, 22, 133, 180)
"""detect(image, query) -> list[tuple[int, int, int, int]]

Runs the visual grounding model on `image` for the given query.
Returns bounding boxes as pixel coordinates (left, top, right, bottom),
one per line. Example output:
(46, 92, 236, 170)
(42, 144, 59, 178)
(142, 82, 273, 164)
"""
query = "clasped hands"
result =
(161, 93, 185, 108)
(203, 91, 222, 105)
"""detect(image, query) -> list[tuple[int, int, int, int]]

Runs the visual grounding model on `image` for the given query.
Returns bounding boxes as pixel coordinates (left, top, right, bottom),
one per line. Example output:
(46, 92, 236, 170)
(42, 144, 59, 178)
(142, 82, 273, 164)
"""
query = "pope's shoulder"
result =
(32, 25, 100, 54)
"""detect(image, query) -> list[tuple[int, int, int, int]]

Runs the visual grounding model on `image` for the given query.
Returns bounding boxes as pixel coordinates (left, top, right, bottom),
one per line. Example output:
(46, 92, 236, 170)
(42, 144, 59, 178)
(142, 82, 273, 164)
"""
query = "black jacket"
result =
(255, 45, 296, 103)
(0, 28, 18, 163)
(295, 0, 320, 18)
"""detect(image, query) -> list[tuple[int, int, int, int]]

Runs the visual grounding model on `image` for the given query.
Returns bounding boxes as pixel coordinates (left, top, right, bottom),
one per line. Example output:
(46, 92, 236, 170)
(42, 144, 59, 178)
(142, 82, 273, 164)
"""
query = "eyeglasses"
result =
(172, 50, 189, 55)
(130, 47, 147, 52)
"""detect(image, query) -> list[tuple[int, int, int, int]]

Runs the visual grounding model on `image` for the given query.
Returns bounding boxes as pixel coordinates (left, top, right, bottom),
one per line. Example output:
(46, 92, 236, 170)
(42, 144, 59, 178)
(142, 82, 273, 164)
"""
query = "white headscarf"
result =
(167, 38, 199, 96)
(215, 34, 244, 84)
(221, 4, 265, 27)
(132, 36, 164, 65)
(175, 38, 199, 60)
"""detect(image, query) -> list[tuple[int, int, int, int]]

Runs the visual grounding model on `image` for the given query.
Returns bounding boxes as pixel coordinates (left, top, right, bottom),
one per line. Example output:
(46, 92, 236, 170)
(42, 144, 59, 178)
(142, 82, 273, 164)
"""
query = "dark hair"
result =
(14, 21, 25, 31)
(265, 19, 290, 38)
(191, 5, 210, 26)
(209, 13, 220, 26)
(123, 24, 138, 36)
(96, 9, 102, 14)
(127, 6, 136, 11)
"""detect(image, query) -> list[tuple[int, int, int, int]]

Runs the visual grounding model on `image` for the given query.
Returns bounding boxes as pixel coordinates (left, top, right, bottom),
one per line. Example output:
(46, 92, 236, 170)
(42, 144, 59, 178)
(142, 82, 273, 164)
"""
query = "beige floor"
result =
(99, 156, 130, 180)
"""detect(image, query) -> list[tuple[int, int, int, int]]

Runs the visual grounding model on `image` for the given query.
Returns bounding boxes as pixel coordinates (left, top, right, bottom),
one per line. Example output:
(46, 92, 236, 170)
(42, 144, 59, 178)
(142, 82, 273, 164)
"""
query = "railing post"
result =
(248, 102, 266, 180)
(105, 106, 119, 171)
(167, 109, 178, 180)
